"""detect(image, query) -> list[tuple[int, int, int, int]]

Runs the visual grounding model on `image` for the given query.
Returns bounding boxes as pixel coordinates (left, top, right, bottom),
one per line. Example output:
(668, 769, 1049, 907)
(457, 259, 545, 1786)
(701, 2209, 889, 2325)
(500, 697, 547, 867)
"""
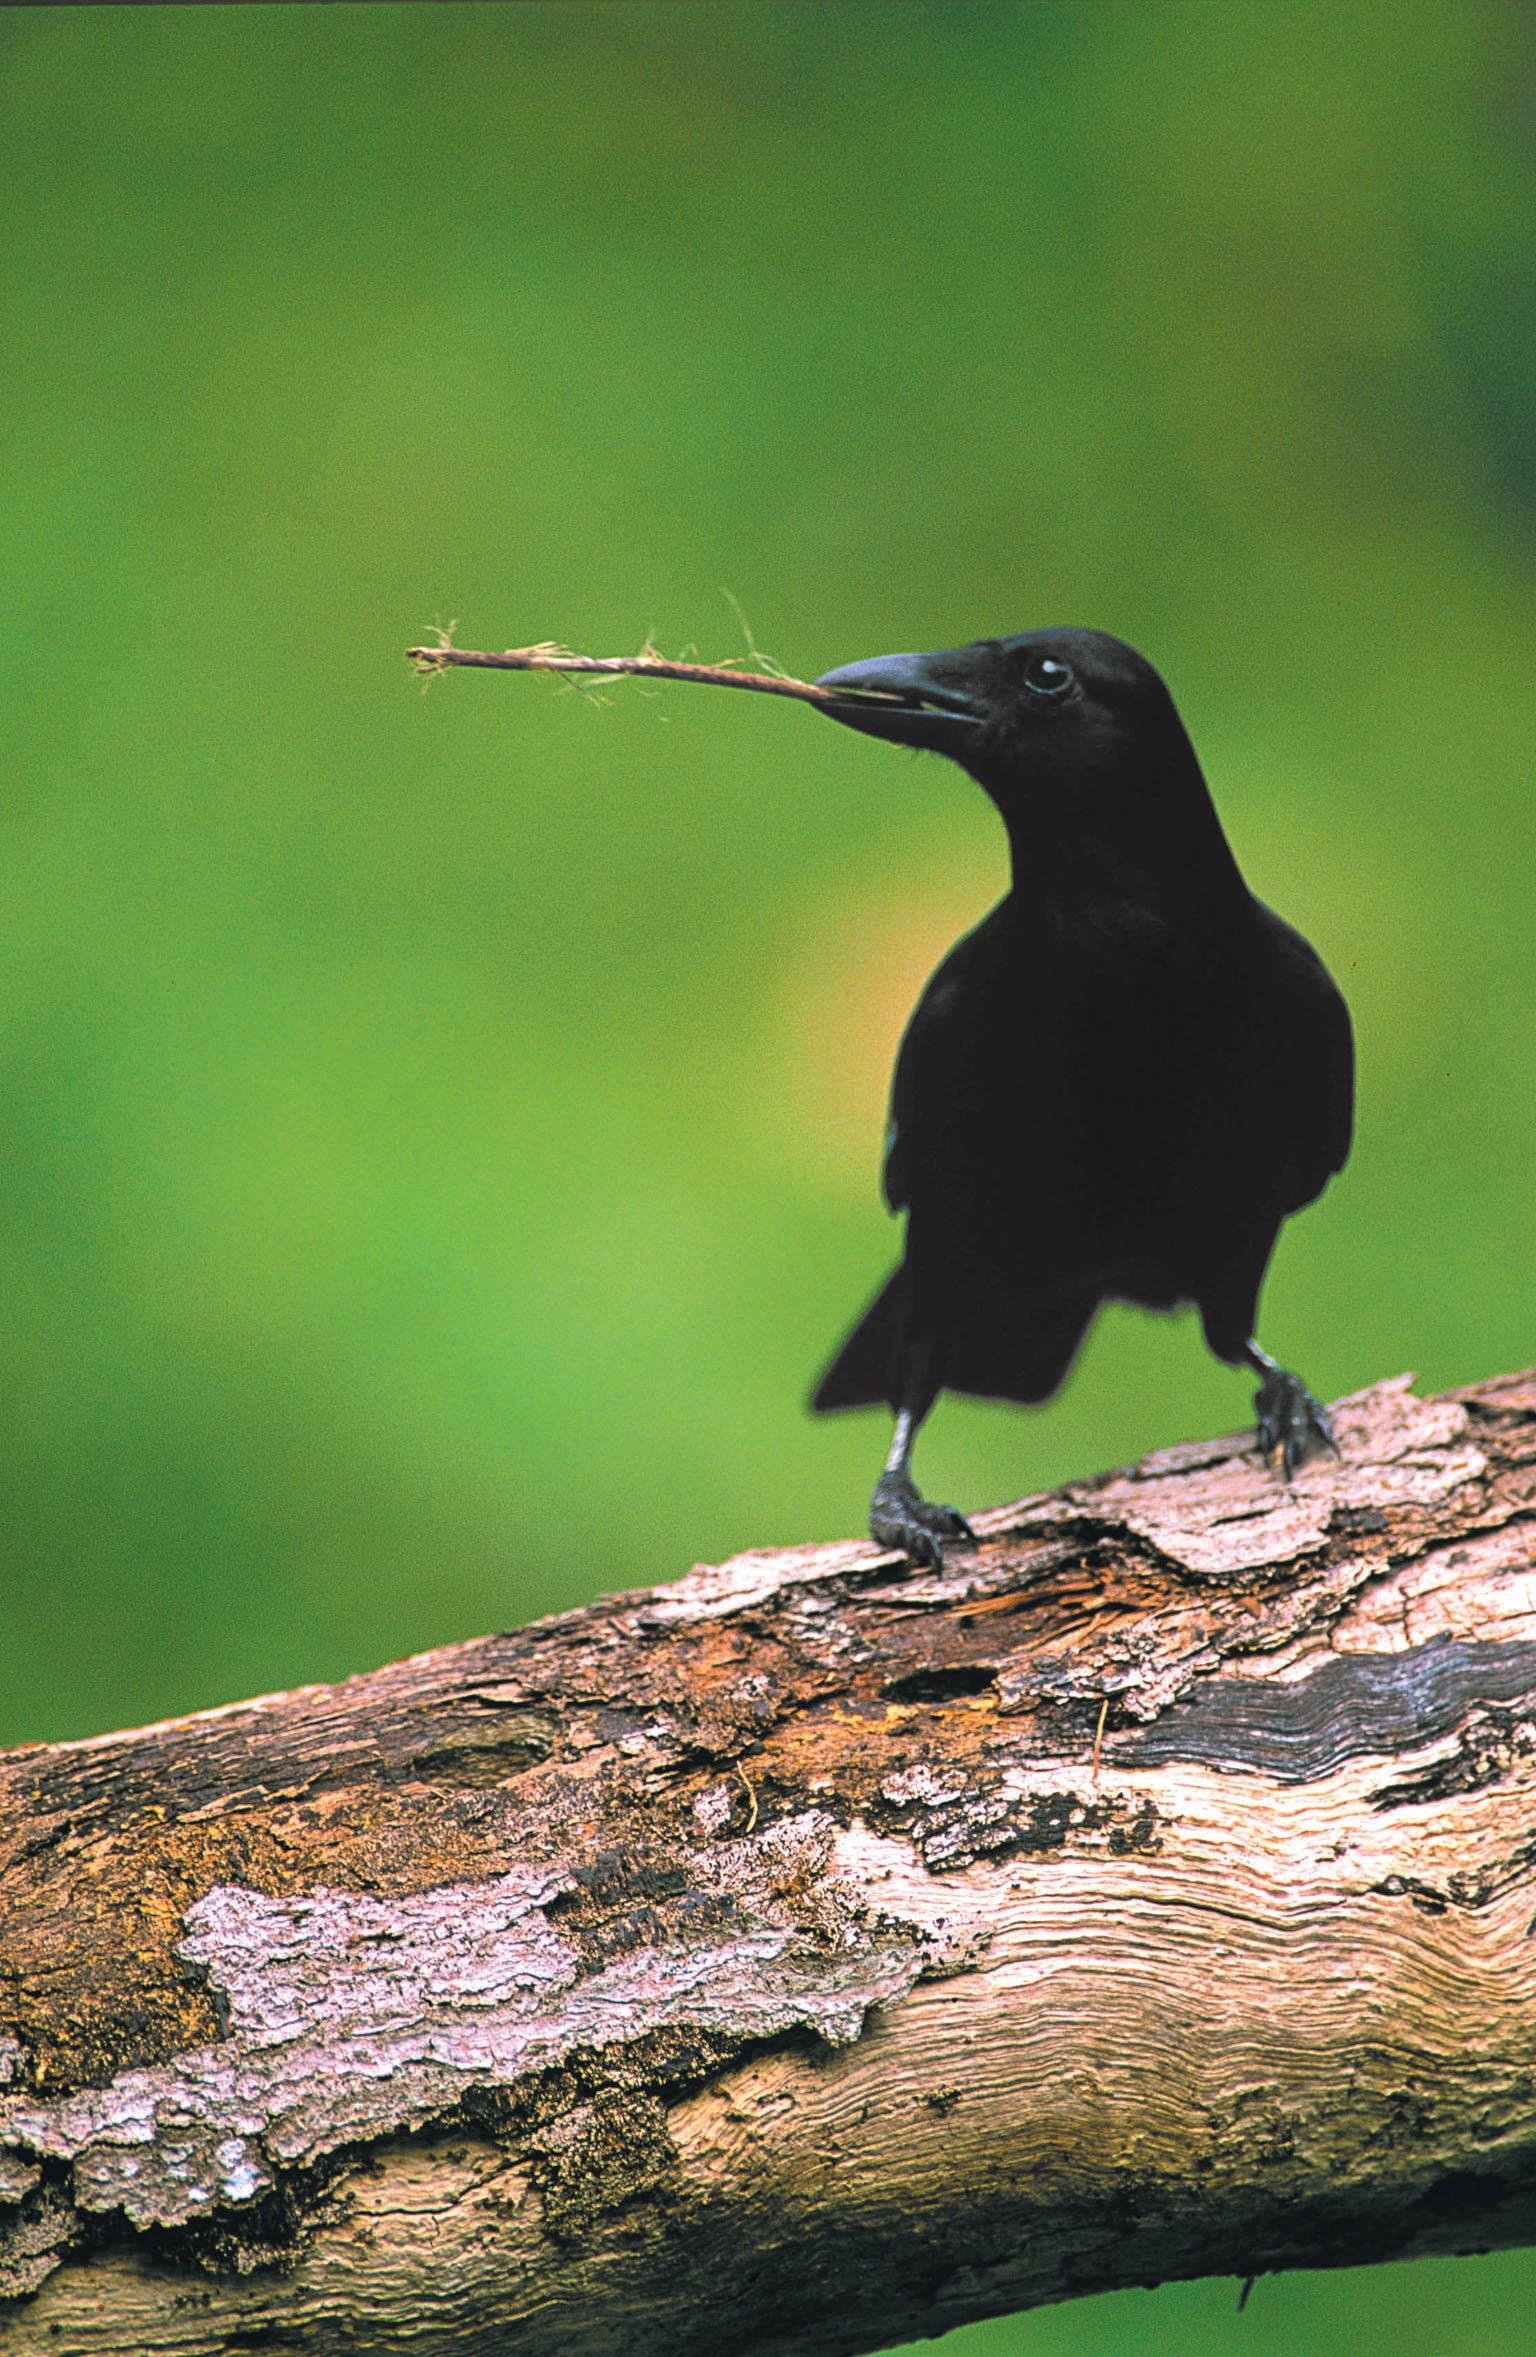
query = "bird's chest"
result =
(911, 942, 1264, 1251)
(970, 944, 1242, 1128)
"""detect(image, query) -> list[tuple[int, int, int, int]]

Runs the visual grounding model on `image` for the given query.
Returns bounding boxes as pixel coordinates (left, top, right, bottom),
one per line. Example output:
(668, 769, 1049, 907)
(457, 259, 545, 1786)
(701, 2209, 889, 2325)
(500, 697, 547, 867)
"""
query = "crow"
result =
(808, 628, 1353, 1569)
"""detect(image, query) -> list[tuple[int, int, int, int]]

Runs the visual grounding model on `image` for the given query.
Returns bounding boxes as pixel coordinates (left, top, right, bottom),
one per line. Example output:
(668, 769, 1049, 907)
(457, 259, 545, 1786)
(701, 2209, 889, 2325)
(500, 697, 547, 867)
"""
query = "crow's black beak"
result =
(814, 651, 984, 757)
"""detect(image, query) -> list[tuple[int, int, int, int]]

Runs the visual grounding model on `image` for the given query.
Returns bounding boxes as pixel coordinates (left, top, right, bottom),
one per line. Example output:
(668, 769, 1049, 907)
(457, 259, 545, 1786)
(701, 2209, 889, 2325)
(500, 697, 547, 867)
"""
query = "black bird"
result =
(808, 629, 1353, 1569)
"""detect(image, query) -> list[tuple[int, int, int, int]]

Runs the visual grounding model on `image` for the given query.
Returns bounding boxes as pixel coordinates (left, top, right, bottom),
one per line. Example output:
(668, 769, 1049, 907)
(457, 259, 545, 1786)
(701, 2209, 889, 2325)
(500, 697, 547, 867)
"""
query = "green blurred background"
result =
(4, 3, 1535, 2348)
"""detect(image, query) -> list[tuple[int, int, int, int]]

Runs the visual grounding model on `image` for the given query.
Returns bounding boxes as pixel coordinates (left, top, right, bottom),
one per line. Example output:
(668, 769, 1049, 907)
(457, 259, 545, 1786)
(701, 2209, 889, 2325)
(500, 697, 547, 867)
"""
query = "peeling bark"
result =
(3, 1371, 1536, 2355)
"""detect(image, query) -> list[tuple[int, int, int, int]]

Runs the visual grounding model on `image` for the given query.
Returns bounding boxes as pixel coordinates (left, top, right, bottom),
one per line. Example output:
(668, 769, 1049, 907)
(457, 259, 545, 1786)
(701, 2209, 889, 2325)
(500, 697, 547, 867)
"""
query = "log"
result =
(3, 1370, 1536, 2356)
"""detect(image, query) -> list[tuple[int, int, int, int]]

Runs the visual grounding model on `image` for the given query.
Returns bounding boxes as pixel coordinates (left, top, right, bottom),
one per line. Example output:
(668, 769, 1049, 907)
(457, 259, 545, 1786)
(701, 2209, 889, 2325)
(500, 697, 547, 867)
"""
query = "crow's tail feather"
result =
(811, 1273, 1100, 1415)
(810, 1268, 906, 1413)
(943, 1288, 1098, 1406)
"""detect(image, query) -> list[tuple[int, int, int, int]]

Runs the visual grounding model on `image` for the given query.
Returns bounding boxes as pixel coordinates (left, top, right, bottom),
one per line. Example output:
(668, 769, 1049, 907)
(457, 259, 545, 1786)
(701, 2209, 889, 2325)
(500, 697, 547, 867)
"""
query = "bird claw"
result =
(1253, 1369, 1336, 1479)
(870, 1470, 977, 1570)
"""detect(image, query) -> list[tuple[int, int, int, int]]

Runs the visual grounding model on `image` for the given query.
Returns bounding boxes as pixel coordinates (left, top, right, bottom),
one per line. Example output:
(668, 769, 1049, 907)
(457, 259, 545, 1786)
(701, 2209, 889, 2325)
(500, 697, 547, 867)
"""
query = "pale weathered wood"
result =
(3, 1370, 1536, 2355)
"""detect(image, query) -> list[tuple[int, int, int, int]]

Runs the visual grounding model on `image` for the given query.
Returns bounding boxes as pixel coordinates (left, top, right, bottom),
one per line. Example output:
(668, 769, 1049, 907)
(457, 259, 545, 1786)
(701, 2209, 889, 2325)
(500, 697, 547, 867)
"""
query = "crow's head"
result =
(815, 628, 1234, 894)
(816, 628, 1184, 773)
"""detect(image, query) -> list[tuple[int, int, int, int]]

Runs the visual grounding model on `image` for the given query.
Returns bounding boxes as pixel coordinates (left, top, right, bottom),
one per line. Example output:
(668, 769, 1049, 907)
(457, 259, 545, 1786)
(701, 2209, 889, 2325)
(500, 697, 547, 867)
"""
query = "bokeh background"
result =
(4, 3, 1535, 2349)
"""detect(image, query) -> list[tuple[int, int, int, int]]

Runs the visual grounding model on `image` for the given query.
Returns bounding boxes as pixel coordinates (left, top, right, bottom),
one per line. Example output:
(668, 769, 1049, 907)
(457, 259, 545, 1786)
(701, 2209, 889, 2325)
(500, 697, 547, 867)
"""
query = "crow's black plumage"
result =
(809, 628, 1353, 1568)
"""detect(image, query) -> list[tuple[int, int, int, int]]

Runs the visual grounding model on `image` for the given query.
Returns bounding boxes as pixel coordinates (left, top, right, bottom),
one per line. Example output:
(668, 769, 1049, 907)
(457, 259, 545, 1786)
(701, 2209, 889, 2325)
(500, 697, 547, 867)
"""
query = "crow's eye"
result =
(1024, 653, 1075, 699)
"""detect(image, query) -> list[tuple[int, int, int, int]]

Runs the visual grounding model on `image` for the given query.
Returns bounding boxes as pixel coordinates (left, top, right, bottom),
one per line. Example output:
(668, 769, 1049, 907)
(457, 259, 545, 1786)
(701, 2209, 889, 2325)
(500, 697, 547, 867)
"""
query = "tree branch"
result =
(4, 1371, 1536, 2355)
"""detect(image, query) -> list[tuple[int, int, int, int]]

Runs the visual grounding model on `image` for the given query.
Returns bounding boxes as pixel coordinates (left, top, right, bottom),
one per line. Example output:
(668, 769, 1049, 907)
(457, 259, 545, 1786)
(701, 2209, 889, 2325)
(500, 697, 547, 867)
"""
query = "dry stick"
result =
(405, 641, 900, 708)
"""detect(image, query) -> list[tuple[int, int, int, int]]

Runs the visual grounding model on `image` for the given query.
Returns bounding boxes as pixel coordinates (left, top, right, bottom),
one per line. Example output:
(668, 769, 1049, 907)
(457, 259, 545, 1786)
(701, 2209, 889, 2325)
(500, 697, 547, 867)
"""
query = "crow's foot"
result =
(1253, 1368, 1336, 1478)
(870, 1469, 977, 1570)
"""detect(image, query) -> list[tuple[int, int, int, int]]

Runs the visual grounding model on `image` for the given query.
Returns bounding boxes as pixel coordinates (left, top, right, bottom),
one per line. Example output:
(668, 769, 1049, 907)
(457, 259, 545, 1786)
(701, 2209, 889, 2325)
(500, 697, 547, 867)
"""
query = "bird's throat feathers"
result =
(991, 752, 1248, 942)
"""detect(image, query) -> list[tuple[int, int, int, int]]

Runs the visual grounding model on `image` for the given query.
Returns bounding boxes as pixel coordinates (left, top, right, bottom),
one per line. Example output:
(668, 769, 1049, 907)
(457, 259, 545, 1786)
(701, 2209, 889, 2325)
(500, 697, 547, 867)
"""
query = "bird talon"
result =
(870, 1471, 976, 1570)
(1253, 1369, 1336, 1480)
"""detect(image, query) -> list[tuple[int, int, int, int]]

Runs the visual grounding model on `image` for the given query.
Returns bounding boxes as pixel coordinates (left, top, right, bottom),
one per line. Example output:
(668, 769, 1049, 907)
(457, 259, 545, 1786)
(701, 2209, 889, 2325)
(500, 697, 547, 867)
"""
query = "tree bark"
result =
(3, 1371, 1536, 2356)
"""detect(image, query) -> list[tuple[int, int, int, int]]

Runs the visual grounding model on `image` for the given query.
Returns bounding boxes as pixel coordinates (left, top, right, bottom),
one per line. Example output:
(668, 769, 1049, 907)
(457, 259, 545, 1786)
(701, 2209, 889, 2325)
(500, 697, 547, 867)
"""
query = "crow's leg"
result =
(869, 1359, 976, 1570)
(1245, 1340, 1336, 1477)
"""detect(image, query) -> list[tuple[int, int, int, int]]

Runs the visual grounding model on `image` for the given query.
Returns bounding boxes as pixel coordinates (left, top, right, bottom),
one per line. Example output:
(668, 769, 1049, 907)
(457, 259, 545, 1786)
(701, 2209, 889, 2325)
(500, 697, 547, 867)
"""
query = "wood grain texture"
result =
(3, 1370, 1536, 2355)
